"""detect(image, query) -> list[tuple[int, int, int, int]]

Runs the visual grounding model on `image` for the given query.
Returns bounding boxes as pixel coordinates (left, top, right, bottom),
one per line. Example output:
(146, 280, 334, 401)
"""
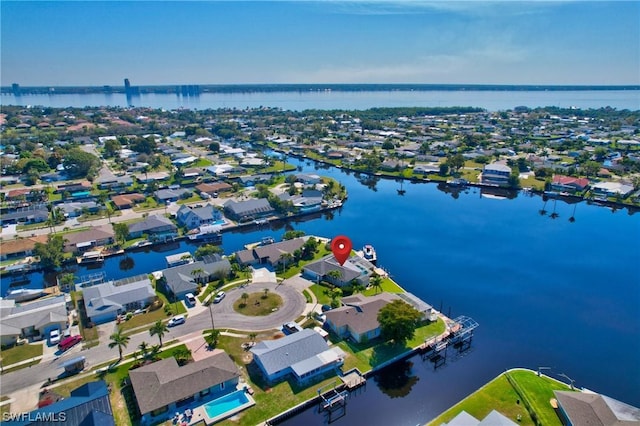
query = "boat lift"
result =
(317, 382, 349, 423)
(448, 315, 479, 353)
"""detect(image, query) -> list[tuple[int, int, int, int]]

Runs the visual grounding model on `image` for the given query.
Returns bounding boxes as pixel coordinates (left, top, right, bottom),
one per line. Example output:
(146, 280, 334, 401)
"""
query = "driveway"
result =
(206, 282, 306, 331)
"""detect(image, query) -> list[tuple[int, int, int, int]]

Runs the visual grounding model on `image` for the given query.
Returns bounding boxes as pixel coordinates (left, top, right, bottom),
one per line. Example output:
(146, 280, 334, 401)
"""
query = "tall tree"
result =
(149, 320, 168, 347)
(108, 328, 130, 360)
(34, 235, 66, 270)
(377, 300, 422, 344)
(112, 223, 129, 246)
(369, 273, 383, 294)
(62, 148, 100, 179)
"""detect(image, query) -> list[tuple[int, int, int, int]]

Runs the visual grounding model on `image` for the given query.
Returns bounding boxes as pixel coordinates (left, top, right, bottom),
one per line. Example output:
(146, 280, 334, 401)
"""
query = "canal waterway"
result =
(8, 157, 640, 425)
(3, 88, 639, 111)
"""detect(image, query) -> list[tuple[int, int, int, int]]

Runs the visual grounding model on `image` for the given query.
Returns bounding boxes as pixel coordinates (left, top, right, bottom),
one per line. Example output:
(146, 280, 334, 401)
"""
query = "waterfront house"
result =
(0, 235, 48, 261)
(223, 199, 275, 222)
(111, 193, 146, 210)
(250, 329, 345, 384)
(553, 390, 640, 426)
(235, 174, 272, 187)
(63, 226, 114, 253)
(82, 275, 156, 324)
(176, 204, 224, 230)
(302, 254, 375, 287)
(324, 293, 400, 343)
(413, 163, 440, 175)
(234, 238, 305, 267)
(277, 190, 323, 213)
(481, 162, 512, 186)
(551, 175, 590, 193)
(0, 206, 49, 225)
(0, 295, 69, 346)
(591, 181, 634, 198)
(127, 215, 178, 242)
(14, 381, 114, 426)
(59, 200, 101, 218)
(161, 256, 231, 299)
(129, 353, 241, 424)
(154, 188, 191, 203)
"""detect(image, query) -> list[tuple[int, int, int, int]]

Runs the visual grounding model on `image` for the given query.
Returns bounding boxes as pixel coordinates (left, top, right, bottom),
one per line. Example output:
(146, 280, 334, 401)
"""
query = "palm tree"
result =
(240, 292, 249, 307)
(205, 329, 221, 349)
(190, 268, 205, 284)
(326, 269, 342, 285)
(249, 332, 257, 342)
(137, 341, 149, 360)
(149, 320, 168, 347)
(262, 288, 269, 299)
(370, 273, 383, 294)
(174, 347, 192, 366)
(108, 328, 130, 361)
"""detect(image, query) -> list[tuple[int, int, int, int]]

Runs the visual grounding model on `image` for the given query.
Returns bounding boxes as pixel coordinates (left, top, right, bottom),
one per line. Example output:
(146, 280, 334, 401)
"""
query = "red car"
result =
(58, 335, 82, 351)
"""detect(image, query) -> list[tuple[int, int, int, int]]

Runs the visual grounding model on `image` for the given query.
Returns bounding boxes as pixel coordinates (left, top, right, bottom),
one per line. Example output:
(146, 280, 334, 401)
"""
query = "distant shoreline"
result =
(2, 83, 639, 96)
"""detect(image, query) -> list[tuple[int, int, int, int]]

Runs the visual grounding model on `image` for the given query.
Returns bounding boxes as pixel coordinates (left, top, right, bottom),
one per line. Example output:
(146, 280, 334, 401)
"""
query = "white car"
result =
(185, 293, 197, 306)
(49, 329, 61, 345)
(213, 291, 226, 304)
(167, 315, 185, 327)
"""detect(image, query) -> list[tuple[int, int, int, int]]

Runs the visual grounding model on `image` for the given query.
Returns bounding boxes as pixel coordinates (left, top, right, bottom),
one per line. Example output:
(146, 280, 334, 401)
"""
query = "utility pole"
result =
(208, 302, 215, 331)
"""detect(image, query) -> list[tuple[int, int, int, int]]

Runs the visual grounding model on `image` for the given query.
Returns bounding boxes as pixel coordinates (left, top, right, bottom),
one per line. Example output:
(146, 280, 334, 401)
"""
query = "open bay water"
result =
(2, 89, 639, 111)
(11, 157, 640, 425)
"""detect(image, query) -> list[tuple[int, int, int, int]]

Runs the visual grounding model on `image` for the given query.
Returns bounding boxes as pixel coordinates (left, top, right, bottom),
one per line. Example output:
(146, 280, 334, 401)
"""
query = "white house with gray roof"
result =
(161, 256, 231, 299)
(0, 295, 69, 346)
(303, 254, 376, 287)
(127, 215, 178, 242)
(176, 204, 224, 230)
(223, 198, 275, 222)
(250, 329, 345, 384)
(82, 275, 155, 324)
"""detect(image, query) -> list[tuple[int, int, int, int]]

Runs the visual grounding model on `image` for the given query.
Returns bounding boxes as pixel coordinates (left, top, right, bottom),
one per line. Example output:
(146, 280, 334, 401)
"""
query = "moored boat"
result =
(363, 244, 377, 265)
(5, 288, 44, 302)
(77, 250, 105, 264)
(188, 225, 223, 243)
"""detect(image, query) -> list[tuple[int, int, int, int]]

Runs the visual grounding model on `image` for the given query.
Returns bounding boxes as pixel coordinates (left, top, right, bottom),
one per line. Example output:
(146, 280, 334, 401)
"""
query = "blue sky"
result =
(1, 1, 638, 86)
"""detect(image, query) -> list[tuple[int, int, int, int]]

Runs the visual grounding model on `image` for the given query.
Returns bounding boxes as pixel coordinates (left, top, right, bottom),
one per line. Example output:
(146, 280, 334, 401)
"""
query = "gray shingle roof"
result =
(161, 259, 231, 296)
(325, 293, 399, 335)
(128, 215, 177, 234)
(0, 295, 68, 337)
(554, 391, 640, 425)
(236, 238, 305, 265)
(130, 353, 240, 415)
(223, 198, 274, 218)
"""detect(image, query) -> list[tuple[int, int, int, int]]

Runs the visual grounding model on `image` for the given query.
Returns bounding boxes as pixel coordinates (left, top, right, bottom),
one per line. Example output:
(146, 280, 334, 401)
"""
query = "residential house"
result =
(551, 175, 590, 193)
(235, 238, 305, 267)
(303, 255, 376, 287)
(294, 173, 322, 185)
(481, 163, 512, 186)
(236, 174, 272, 187)
(135, 171, 171, 183)
(413, 164, 440, 175)
(205, 164, 234, 176)
(154, 188, 191, 203)
(250, 329, 345, 384)
(0, 206, 48, 225)
(0, 295, 69, 346)
(196, 182, 233, 197)
(58, 200, 101, 218)
(277, 190, 323, 213)
(63, 226, 114, 253)
(55, 181, 92, 196)
(553, 390, 640, 426)
(130, 353, 242, 424)
(96, 175, 133, 190)
(111, 193, 146, 210)
(324, 293, 400, 343)
(82, 275, 156, 324)
(591, 181, 634, 198)
(444, 410, 517, 426)
(223, 199, 275, 222)
(176, 204, 224, 230)
(127, 215, 178, 242)
(12, 381, 115, 426)
(161, 256, 231, 299)
(0, 235, 48, 260)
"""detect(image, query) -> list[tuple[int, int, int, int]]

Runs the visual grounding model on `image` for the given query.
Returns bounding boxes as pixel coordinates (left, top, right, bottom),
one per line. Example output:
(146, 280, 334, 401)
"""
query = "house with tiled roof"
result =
(196, 182, 233, 196)
(0, 235, 48, 260)
(551, 175, 590, 192)
(250, 329, 345, 384)
(129, 353, 242, 424)
(111, 193, 146, 209)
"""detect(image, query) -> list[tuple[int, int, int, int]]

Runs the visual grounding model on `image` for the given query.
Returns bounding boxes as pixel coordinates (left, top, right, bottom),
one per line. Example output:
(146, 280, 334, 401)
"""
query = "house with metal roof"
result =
(250, 329, 345, 384)
(129, 353, 242, 424)
(324, 293, 401, 343)
(223, 199, 275, 222)
(127, 215, 178, 242)
(161, 256, 231, 299)
(10, 381, 114, 426)
(0, 295, 69, 346)
(82, 275, 155, 324)
(554, 390, 640, 426)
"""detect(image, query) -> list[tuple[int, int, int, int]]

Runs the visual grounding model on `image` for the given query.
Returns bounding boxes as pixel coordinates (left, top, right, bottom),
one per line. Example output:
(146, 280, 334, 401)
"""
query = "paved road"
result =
(0, 277, 311, 395)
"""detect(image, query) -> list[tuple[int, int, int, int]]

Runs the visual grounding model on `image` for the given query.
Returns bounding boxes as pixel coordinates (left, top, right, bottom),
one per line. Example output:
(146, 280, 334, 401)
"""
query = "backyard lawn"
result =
(0, 343, 43, 366)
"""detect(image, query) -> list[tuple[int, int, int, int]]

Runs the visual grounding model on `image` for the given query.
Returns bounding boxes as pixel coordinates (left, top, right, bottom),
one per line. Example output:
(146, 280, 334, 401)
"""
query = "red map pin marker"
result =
(331, 235, 352, 266)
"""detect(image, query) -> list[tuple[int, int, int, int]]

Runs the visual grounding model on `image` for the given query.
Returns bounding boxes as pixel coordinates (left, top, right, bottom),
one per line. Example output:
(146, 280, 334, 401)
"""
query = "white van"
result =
(185, 293, 196, 306)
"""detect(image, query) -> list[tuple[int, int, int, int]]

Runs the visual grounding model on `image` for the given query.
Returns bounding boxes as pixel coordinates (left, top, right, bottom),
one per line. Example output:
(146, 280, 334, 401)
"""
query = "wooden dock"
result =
(340, 370, 366, 390)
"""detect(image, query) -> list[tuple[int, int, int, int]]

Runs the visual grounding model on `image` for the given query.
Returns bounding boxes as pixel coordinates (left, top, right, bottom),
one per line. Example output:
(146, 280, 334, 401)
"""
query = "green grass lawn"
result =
(309, 284, 333, 305)
(233, 292, 283, 316)
(278, 245, 332, 279)
(176, 194, 204, 205)
(119, 308, 171, 333)
(0, 343, 43, 366)
(428, 369, 570, 426)
(192, 158, 213, 167)
(362, 277, 405, 296)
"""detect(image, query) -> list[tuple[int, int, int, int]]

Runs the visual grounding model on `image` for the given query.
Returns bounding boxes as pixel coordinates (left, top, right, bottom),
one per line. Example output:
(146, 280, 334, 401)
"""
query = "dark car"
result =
(321, 304, 332, 312)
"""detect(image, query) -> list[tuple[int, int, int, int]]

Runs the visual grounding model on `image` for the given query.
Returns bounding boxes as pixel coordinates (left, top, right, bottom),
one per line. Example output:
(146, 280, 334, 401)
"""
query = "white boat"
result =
(5, 288, 44, 302)
(188, 225, 222, 242)
(363, 245, 377, 264)
(77, 250, 105, 264)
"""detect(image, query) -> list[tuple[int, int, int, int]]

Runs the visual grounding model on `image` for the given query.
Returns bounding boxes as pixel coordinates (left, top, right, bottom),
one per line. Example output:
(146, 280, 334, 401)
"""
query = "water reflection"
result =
(374, 360, 419, 399)
(357, 174, 380, 191)
(119, 256, 135, 271)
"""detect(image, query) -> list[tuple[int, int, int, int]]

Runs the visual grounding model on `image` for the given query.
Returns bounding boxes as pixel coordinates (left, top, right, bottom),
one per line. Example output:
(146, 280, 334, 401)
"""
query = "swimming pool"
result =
(203, 389, 251, 420)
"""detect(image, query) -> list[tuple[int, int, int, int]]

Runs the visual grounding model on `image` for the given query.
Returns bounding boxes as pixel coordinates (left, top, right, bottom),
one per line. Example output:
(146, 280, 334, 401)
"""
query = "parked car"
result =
(185, 293, 197, 306)
(282, 322, 303, 335)
(213, 291, 226, 304)
(49, 329, 61, 345)
(168, 315, 185, 327)
(58, 335, 82, 351)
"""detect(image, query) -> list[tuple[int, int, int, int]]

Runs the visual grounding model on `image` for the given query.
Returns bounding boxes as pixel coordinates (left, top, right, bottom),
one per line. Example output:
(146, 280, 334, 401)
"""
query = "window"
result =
(219, 382, 225, 390)
(151, 406, 168, 417)
(200, 388, 210, 397)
